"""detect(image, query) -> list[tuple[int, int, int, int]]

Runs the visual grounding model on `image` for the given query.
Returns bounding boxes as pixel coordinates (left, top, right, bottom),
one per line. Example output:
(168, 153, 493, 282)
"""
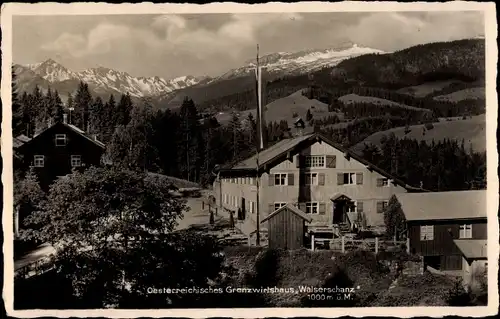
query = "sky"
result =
(13, 11, 485, 80)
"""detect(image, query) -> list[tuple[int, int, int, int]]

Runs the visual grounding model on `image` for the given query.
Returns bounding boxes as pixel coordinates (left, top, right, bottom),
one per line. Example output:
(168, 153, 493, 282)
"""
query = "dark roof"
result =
(396, 190, 487, 221)
(261, 203, 313, 223)
(221, 132, 425, 191)
(17, 122, 105, 150)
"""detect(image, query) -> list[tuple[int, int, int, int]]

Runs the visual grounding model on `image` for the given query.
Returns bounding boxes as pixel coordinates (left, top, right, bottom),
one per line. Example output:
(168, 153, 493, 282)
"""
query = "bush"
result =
(424, 122, 434, 130)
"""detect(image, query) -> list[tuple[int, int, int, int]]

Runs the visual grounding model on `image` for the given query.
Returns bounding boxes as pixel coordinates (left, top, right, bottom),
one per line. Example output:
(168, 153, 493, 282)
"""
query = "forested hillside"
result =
(12, 39, 486, 191)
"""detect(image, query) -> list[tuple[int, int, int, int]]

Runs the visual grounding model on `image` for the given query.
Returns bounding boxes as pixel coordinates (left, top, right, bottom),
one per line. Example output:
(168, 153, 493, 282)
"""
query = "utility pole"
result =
(255, 44, 261, 246)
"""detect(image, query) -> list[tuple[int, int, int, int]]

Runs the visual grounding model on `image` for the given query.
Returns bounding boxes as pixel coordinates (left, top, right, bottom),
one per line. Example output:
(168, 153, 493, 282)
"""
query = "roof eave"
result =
(406, 216, 488, 222)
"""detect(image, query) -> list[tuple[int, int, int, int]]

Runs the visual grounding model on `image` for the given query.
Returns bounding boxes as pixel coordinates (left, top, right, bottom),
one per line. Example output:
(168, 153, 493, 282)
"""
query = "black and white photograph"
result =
(2, 2, 498, 317)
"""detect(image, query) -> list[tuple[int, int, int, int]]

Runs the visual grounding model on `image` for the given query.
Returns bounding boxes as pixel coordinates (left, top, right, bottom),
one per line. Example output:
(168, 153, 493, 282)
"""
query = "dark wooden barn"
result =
(261, 204, 312, 250)
(396, 191, 486, 272)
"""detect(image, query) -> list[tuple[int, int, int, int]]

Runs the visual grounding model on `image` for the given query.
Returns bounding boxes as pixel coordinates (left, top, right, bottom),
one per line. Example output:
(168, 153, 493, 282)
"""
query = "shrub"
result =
(424, 122, 434, 130)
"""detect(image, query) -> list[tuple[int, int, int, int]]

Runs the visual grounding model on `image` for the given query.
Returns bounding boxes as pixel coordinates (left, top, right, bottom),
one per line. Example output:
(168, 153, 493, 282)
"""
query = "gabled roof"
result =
(453, 239, 488, 259)
(222, 132, 424, 191)
(233, 134, 312, 169)
(261, 203, 313, 223)
(17, 122, 105, 150)
(396, 190, 487, 221)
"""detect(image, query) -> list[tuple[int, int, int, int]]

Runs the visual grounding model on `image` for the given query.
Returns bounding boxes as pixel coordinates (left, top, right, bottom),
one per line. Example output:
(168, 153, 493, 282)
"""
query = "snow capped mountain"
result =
(213, 44, 385, 82)
(26, 58, 79, 82)
(16, 59, 209, 98)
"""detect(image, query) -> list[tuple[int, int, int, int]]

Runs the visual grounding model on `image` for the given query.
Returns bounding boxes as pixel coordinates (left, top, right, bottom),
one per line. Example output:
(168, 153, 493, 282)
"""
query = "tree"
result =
(14, 167, 45, 236)
(177, 97, 202, 182)
(106, 101, 160, 172)
(12, 66, 24, 137)
(115, 93, 133, 126)
(52, 91, 65, 123)
(102, 94, 117, 142)
(22, 167, 226, 308)
(89, 96, 106, 137)
(229, 113, 245, 160)
(383, 195, 407, 240)
(31, 85, 45, 133)
(73, 82, 92, 130)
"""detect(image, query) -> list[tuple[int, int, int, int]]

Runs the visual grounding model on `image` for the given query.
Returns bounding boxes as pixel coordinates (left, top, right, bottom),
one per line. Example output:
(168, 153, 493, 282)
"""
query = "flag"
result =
(255, 66, 267, 151)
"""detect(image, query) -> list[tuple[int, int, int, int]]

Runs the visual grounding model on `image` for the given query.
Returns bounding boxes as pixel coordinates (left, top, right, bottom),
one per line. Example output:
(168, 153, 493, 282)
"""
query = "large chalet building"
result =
(396, 190, 487, 285)
(213, 131, 424, 234)
(14, 114, 106, 189)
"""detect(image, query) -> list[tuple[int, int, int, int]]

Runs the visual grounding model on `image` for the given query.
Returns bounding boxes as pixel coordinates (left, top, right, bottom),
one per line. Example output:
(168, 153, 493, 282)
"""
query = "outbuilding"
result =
(261, 204, 312, 250)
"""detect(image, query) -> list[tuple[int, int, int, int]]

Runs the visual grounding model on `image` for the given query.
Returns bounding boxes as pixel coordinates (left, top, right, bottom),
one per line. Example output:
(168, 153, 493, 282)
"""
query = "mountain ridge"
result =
(14, 59, 210, 99)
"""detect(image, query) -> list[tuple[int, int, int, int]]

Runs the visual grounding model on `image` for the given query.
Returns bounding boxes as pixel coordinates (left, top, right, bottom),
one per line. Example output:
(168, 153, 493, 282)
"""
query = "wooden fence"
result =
(312, 235, 409, 254)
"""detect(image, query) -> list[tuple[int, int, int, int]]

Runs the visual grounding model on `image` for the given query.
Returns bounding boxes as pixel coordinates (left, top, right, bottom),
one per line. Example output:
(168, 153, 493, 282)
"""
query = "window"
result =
(55, 134, 66, 146)
(71, 155, 82, 167)
(305, 202, 319, 214)
(343, 173, 356, 185)
(346, 201, 357, 213)
(305, 155, 325, 168)
(304, 173, 318, 185)
(377, 178, 389, 187)
(274, 202, 286, 211)
(34, 155, 44, 167)
(420, 225, 434, 241)
(250, 177, 255, 185)
(376, 200, 389, 214)
(274, 173, 287, 186)
(459, 224, 472, 239)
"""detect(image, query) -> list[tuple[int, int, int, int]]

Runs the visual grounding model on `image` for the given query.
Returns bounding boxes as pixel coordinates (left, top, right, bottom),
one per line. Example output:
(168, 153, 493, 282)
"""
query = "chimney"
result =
(63, 114, 68, 124)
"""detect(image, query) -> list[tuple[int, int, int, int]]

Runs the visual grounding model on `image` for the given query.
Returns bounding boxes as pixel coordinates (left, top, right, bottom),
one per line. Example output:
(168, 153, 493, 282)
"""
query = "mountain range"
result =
(13, 43, 385, 103)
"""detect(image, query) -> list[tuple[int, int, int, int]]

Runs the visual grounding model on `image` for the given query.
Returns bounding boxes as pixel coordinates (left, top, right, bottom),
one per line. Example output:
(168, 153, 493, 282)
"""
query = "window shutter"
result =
(299, 203, 306, 212)
(337, 173, 344, 185)
(318, 173, 326, 186)
(288, 173, 294, 186)
(376, 178, 383, 187)
(296, 155, 302, 168)
(269, 204, 275, 213)
(356, 173, 363, 185)
(376, 201, 384, 214)
(319, 203, 326, 215)
(326, 155, 337, 168)
(357, 201, 364, 213)
(269, 175, 275, 186)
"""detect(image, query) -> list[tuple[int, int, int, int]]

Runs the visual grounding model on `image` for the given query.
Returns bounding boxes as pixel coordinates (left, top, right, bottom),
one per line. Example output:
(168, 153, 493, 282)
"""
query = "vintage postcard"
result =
(1, 1, 498, 318)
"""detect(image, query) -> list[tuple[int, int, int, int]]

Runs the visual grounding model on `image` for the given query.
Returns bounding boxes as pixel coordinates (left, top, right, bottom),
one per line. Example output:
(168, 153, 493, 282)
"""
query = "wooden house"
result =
(15, 114, 106, 189)
(396, 190, 487, 275)
(261, 203, 312, 250)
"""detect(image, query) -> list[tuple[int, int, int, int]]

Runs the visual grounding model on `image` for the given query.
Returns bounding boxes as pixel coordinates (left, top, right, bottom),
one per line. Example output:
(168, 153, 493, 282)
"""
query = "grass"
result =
(338, 93, 430, 111)
(396, 80, 461, 97)
(433, 87, 485, 102)
(373, 272, 459, 306)
(351, 114, 486, 154)
(215, 90, 340, 126)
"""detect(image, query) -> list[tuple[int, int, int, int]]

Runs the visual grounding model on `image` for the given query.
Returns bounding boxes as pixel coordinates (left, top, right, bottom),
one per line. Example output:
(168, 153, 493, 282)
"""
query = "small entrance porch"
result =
(331, 193, 357, 232)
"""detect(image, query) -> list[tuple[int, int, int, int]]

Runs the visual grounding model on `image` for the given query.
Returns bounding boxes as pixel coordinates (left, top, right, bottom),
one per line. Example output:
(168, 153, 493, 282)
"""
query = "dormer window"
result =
(71, 155, 82, 167)
(55, 134, 67, 146)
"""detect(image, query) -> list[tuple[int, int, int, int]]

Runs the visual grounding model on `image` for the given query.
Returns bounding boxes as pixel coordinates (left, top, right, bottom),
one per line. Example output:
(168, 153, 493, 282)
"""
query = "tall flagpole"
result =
(255, 44, 261, 246)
